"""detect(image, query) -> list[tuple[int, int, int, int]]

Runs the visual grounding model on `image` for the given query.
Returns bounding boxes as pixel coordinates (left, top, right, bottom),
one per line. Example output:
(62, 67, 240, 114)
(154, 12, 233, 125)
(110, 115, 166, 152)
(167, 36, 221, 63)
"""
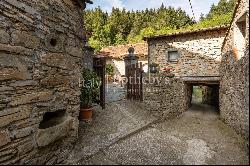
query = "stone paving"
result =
(105, 83, 126, 103)
(65, 100, 158, 164)
(67, 102, 249, 165)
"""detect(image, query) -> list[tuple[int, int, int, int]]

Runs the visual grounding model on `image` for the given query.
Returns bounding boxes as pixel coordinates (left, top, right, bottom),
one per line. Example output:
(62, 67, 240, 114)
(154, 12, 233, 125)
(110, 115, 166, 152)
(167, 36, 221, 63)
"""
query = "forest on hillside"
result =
(84, 0, 236, 51)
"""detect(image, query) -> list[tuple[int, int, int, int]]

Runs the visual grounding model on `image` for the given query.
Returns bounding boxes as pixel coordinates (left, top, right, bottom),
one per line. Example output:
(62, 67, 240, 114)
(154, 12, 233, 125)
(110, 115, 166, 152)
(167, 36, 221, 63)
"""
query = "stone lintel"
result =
(181, 76, 220, 85)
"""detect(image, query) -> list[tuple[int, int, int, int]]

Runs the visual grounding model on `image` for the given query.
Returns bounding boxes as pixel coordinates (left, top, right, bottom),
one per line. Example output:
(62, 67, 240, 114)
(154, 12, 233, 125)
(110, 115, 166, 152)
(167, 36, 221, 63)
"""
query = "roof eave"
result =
(143, 25, 230, 41)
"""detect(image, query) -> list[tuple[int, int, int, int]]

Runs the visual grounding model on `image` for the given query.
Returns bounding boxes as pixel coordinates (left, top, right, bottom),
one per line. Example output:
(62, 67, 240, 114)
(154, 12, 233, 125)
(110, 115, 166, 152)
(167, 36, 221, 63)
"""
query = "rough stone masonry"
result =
(220, 0, 249, 140)
(0, 0, 87, 164)
(143, 74, 192, 119)
(145, 26, 228, 77)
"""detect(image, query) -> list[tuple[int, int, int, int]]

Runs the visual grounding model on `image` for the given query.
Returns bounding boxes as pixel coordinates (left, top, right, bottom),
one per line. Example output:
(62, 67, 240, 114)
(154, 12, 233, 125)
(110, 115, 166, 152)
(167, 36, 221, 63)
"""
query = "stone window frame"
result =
(166, 49, 180, 63)
(233, 11, 248, 60)
(236, 12, 247, 39)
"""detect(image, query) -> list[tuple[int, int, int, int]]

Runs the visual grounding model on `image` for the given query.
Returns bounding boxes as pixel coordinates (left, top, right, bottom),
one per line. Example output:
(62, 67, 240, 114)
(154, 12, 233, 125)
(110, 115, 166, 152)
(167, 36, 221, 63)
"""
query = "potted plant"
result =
(79, 69, 101, 122)
(149, 63, 159, 73)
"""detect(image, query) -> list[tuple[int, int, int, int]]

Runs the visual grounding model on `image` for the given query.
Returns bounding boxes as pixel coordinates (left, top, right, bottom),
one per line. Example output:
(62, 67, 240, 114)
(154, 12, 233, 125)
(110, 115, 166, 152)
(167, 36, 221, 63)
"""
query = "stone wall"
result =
(83, 46, 94, 70)
(202, 85, 220, 108)
(0, 0, 86, 164)
(143, 75, 191, 119)
(220, 0, 249, 140)
(106, 58, 148, 78)
(221, 0, 249, 56)
(148, 28, 228, 77)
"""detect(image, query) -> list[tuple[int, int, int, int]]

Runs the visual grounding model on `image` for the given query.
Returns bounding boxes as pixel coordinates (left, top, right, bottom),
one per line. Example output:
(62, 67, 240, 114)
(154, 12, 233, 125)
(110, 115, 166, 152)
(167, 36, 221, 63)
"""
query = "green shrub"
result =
(80, 69, 101, 108)
(106, 64, 114, 76)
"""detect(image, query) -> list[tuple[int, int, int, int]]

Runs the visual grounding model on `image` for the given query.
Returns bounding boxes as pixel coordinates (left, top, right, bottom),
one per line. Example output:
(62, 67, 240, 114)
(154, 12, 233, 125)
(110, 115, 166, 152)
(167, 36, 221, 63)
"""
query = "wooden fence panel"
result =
(126, 62, 143, 101)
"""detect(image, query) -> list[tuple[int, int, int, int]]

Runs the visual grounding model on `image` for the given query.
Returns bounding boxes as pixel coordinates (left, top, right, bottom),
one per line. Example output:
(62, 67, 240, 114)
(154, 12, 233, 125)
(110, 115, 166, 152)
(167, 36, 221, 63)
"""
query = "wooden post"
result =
(132, 64, 135, 100)
(140, 62, 143, 101)
(125, 62, 143, 101)
(101, 57, 106, 109)
(135, 63, 138, 100)
(127, 65, 131, 99)
(93, 57, 106, 109)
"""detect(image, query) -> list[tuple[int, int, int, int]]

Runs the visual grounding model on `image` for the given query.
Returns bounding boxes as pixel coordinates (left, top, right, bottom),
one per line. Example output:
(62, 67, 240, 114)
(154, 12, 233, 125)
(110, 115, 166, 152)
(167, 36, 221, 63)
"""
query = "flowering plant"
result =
(161, 67, 175, 78)
(161, 67, 175, 72)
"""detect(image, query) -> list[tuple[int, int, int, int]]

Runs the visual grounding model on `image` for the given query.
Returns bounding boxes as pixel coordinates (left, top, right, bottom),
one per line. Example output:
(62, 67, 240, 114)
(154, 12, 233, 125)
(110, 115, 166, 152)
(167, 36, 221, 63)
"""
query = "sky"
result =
(86, 0, 220, 21)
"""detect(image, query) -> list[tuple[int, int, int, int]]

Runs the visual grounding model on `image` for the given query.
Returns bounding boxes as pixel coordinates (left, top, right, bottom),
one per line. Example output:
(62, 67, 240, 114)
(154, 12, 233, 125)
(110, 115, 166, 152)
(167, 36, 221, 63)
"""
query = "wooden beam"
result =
(181, 76, 220, 82)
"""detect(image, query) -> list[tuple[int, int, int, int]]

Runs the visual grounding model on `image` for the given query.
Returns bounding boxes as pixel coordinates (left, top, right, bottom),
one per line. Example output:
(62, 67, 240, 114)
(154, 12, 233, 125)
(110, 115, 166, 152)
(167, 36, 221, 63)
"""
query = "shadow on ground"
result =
(66, 101, 249, 165)
(65, 100, 157, 164)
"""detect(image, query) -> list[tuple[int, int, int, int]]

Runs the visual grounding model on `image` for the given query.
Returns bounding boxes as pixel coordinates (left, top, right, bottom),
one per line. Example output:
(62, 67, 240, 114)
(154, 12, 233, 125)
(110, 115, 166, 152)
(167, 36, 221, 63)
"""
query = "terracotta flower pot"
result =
(79, 107, 93, 122)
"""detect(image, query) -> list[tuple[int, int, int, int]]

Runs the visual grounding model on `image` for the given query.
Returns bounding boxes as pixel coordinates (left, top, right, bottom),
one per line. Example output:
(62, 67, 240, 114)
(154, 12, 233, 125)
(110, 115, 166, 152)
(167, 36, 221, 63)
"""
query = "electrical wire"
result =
(188, 0, 196, 21)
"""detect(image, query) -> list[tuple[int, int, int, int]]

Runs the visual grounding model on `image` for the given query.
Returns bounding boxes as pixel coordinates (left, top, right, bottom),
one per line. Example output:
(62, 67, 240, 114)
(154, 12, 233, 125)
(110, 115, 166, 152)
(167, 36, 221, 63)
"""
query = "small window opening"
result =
(39, 110, 67, 129)
(50, 38, 57, 47)
(167, 50, 180, 62)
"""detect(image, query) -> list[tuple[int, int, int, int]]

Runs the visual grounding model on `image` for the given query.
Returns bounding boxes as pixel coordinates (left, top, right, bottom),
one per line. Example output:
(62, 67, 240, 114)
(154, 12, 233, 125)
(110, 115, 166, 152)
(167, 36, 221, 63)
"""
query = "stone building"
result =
(144, 26, 228, 77)
(144, 0, 249, 141)
(143, 26, 229, 117)
(0, 0, 90, 164)
(99, 43, 148, 78)
(220, 0, 249, 140)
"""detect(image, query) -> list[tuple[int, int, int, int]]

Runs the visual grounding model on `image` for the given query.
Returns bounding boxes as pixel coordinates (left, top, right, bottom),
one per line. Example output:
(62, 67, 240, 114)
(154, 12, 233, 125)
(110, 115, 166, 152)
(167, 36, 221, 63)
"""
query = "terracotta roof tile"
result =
(99, 43, 148, 60)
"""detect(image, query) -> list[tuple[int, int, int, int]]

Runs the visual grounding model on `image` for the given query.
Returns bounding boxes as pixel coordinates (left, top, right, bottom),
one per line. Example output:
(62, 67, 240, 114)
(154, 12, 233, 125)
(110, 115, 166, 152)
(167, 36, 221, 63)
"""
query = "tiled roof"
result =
(143, 25, 230, 41)
(95, 51, 110, 58)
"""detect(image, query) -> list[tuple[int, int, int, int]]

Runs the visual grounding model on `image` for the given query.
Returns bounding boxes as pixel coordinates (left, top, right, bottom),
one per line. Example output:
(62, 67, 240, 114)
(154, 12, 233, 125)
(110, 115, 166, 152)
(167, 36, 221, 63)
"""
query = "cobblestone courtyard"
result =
(66, 100, 249, 165)
(0, 0, 248, 164)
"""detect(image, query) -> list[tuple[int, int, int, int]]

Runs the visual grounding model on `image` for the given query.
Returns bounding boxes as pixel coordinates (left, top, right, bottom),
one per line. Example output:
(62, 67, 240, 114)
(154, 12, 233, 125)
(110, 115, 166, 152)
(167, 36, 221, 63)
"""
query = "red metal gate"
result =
(126, 62, 143, 101)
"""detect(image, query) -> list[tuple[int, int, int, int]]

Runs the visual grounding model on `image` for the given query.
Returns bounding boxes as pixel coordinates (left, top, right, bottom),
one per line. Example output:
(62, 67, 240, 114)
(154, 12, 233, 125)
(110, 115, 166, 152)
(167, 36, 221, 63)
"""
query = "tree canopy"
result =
(84, 0, 236, 51)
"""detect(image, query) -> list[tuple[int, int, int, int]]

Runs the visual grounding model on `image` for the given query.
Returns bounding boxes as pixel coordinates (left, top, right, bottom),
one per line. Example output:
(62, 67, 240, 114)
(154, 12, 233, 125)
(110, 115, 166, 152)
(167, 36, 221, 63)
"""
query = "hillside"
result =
(84, 0, 236, 51)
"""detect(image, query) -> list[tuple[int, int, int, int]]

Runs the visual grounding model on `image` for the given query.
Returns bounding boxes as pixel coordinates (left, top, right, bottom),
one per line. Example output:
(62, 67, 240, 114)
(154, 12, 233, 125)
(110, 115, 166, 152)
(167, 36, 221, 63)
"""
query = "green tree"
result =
(84, 0, 236, 51)
(206, 0, 236, 19)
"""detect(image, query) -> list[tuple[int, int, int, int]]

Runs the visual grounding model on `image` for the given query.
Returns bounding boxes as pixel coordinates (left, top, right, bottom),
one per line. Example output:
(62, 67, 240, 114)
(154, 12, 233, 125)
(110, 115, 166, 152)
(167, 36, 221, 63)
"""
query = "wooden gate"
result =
(93, 57, 106, 109)
(126, 62, 143, 101)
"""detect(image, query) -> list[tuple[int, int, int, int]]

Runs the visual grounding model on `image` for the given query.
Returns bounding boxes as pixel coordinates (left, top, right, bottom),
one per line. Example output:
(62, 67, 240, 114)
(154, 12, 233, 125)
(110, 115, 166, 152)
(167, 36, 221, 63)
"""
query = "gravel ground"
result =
(78, 103, 249, 165)
(65, 100, 157, 164)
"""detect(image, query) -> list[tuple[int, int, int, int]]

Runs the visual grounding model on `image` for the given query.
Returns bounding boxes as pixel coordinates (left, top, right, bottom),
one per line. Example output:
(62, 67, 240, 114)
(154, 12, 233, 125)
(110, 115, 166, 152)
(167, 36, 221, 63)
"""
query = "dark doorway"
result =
(190, 84, 220, 111)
